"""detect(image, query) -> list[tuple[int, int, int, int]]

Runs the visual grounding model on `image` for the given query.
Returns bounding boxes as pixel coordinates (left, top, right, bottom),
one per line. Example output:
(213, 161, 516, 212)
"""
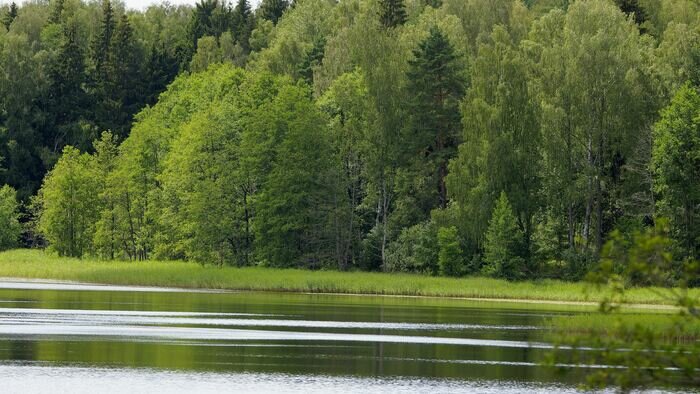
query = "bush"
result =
(438, 226, 464, 276)
(385, 221, 439, 274)
(0, 185, 21, 250)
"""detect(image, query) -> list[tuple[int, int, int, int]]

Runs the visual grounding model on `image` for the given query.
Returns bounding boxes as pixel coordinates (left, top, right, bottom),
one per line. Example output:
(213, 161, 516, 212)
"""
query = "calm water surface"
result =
(0, 279, 615, 393)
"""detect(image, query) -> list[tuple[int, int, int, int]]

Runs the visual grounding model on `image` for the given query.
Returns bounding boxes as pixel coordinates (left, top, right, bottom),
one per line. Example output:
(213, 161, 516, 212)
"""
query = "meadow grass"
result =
(0, 249, 695, 305)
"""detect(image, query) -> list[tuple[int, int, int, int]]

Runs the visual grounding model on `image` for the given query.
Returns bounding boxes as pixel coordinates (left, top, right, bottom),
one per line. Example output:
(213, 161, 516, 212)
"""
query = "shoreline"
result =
(0, 249, 692, 309)
(0, 276, 676, 311)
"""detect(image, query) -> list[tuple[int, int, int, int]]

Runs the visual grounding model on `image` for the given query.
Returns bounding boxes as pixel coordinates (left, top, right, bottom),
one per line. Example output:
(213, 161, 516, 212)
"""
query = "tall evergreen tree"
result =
(106, 13, 143, 139)
(378, 0, 407, 28)
(405, 26, 464, 211)
(45, 23, 91, 153)
(232, 0, 253, 52)
(259, 0, 289, 25)
(144, 44, 180, 106)
(298, 36, 326, 86)
(483, 192, 527, 280)
(2, 2, 18, 31)
(91, 0, 116, 80)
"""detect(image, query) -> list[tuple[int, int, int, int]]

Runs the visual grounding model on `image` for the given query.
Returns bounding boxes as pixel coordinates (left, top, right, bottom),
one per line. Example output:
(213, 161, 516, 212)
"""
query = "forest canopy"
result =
(1, 0, 699, 281)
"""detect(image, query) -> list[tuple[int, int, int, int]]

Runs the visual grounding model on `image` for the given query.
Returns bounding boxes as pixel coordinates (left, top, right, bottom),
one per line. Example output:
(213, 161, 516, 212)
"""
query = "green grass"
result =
(0, 249, 696, 305)
(552, 313, 700, 340)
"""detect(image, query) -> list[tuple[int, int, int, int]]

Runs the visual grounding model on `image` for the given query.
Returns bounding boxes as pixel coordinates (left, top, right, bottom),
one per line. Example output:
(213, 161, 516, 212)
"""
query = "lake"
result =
(0, 279, 633, 393)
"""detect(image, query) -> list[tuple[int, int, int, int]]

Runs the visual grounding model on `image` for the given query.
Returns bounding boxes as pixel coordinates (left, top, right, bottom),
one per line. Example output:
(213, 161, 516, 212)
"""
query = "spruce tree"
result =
(91, 0, 116, 80)
(2, 2, 18, 31)
(378, 0, 407, 29)
(188, 0, 219, 52)
(259, 0, 288, 24)
(232, 0, 253, 52)
(298, 36, 326, 86)
(107, 13, 143, 139)
(483, 192, 527, 280)
(46, 23, 90, 151)
(405, 26, 464, 211)
(144, 44, 180, 106)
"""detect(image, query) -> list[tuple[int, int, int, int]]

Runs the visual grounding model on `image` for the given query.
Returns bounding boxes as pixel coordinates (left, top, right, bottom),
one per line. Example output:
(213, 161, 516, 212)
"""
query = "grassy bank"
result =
(551, 313, 700, 342)
(0, 249, 695, 305)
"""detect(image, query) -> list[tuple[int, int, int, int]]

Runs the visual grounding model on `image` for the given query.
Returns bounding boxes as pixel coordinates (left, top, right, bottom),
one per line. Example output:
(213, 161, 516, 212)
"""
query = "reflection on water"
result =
(2, 364, 585, 394)
(0, 280, 591, 392)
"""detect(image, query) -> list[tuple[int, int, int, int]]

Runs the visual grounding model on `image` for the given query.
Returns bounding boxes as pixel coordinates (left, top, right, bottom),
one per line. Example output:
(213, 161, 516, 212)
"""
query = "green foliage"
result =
(405, 25, 464, 212)
(385, 221, 438, 274)
(551, 219, 700, 391)
(438, 226, 463, 276)
(0, 185, 21, 250)
(6, 248, 695, 304)
(483, 192, 526, 280)
(2, 2, 18, 31)
(35, 147, 101, 257)
(378, 0, 407, 29)
(652, 84, 700, 260)
(259, 0, 288, 25)
(251, 84, 340, 267)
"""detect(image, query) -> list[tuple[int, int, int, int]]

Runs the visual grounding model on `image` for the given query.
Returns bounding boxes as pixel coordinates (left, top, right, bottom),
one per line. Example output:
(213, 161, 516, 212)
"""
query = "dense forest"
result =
(0, 0, 699, 281)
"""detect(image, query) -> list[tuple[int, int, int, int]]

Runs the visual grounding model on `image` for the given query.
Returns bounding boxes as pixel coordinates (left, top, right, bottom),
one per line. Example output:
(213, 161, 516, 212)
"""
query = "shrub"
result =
(0, 185, 21, 250)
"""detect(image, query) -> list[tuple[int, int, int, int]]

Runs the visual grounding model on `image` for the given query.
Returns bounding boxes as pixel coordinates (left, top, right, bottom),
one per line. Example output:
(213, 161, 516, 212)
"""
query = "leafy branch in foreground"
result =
(549, 219, 699, 392)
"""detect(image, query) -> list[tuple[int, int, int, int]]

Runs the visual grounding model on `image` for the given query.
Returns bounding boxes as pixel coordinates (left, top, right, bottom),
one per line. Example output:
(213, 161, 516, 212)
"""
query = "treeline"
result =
(0, 0, 285, 200)
(4, 0, 700, 281)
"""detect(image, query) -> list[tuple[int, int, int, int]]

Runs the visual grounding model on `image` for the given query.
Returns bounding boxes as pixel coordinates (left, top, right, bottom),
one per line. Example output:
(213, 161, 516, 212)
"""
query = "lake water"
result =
(0, 279, 623, 393)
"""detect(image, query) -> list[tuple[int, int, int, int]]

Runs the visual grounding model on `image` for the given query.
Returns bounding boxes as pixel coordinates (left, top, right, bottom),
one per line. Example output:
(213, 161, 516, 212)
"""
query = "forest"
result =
(0, 0, 698, 282)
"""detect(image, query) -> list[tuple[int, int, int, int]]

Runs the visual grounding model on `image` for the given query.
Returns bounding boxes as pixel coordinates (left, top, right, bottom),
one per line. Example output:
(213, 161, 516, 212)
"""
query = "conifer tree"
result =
(91, 0, 116, 80)
(259, 0, 289, 24)
(144, 44, 180, 106)
(298, 36, 326, 86)
(405, 26, 464, 211)
(188, 0, 219, 51)
(2, 2, 18, 31)
(378, 0, 407, 29)
(232, 0, 253, 52)
(483, 192, 526, 280)
(46, 23, 90, 152)
(107, 13, 143, 139)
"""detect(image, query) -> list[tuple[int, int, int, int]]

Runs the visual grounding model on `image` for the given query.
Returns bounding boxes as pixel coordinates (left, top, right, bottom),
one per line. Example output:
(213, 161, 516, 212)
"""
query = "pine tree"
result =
(232, 0, 253, 52)
(483, 192, 527, 280)
(2, 2, 18, 31)
(259, 0, 289, 25)
(405, 26, 464, 211)
(378, 0, 407, 29)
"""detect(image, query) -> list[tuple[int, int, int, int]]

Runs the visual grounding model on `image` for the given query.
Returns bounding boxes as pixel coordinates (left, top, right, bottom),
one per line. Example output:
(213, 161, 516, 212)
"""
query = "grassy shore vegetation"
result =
(0, 249, 696, 306)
